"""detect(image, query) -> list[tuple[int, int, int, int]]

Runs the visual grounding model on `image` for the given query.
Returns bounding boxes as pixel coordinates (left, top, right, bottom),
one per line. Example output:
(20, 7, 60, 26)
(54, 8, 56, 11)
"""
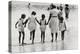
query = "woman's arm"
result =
(47, 13, 52, 24)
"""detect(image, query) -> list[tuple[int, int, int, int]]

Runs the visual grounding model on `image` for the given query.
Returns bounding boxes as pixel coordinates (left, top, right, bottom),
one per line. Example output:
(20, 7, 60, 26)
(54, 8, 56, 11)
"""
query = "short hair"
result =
(50, 3, 56, 9)
(31, 11, 36, 15)
(21, 14, 26, 18)
(42, 14, 45, 18)
(65, 4, 69, 7)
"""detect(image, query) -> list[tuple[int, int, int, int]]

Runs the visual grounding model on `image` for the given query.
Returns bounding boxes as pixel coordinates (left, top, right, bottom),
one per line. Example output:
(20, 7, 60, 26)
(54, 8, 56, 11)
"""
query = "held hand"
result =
(15, 26, 17, 28)
(46, 22, 48, 25)
(24, 24, 26, 27)
(46, 21, 49, 25)
(35, 18, 38, 21)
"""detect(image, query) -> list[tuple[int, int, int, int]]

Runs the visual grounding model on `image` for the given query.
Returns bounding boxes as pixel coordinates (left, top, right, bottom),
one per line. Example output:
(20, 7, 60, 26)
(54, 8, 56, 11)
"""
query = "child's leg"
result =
(22, 31, 25, 44)
(30, 31, 32, 40)
(61, 30, 65, 40)
(43, 31, 45, 43)
(32, 30, 35, 44)
(67, 13, 69, 19)
(51, 33, 53, 42)
(33, 30, 35, 41)
(55, 32, 58, 40)
(41, 31, 43, 42)
(19, 31, 21, 44)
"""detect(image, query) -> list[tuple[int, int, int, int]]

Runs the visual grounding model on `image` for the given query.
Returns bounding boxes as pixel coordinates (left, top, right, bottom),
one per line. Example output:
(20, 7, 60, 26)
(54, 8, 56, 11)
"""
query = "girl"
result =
(15, 14, 26, 45)
(24, 11, 36, 44)
(35, 14, 47, 43)
(59, 16, 66, 40)
(58, 7, 67, 40)
(47, 4, 59, 42)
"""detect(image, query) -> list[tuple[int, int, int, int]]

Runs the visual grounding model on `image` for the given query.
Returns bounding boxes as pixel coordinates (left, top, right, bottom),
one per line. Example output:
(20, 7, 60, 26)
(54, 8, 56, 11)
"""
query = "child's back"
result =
(17, 18, 24, 32)
(28, 16, 36, 31)
(40, 19, 46, 31)
(59, 17, 66, 31)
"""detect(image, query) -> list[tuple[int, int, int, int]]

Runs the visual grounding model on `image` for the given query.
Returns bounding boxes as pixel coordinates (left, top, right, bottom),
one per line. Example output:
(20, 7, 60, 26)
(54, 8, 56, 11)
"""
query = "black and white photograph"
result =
(9, 1, 78, 53)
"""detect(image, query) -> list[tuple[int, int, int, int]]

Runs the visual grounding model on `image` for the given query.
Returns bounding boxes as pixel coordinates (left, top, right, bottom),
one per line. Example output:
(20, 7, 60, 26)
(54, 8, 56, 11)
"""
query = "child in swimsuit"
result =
(59, 17, 66, 40)
(15, 14, 26, 45)
(35, 14, 47, 43)
(58, 7, 67, 40)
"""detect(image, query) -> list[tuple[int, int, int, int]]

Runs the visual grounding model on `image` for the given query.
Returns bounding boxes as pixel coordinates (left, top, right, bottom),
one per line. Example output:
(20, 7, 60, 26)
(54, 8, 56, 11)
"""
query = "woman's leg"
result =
(61, 30, 65, 40)
(19, 31, 21, 44)
(22, 31, 25, 44)
(51, 33, 53, 42)
(55, 32, 58, 41)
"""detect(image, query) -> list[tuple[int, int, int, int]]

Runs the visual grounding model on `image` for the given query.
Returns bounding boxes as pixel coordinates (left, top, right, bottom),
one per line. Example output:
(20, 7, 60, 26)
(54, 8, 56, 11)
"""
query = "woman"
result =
(47, 4, 59, 42)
